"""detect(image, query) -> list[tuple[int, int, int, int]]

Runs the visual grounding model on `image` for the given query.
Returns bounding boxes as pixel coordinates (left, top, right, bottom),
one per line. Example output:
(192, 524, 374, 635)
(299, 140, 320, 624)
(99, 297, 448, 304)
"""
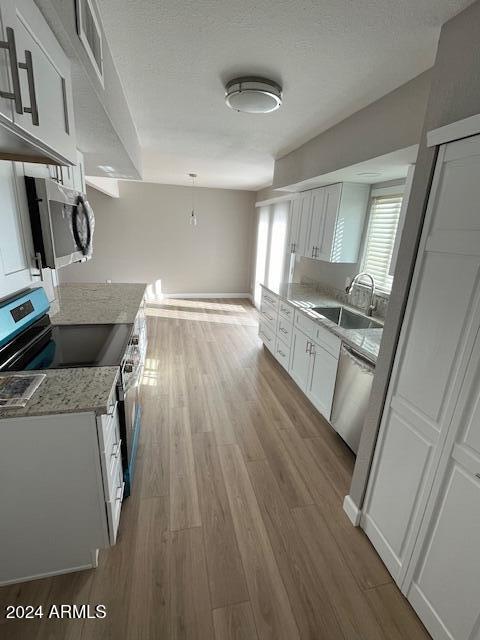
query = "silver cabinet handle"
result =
(0, 27, 23, 114)
(18, 50, 39, 125)
(475, 473, 480, 479)
(115, 485, 123, 501)
(311, 246, 315, 257)
(278, 349, 286, 357)
(305, 340, 310, 353)
(111, 440, 122, 459)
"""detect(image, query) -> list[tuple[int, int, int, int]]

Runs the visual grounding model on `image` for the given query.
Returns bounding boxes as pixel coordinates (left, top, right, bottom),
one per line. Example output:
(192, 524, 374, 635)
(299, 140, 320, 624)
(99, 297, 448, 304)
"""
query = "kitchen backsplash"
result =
(300, 276, 389, 320)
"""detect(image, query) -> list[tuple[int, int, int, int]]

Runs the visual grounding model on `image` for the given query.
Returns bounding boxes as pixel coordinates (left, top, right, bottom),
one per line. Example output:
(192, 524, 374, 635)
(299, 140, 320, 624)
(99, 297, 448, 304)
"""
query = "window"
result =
(253, 200, 289, 307)
(362, 191, 403, 293)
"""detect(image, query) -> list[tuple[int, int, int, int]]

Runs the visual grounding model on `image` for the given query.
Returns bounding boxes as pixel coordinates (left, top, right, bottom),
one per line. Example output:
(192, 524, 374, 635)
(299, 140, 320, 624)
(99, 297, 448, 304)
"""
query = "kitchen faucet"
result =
(346, 272, 376, 316)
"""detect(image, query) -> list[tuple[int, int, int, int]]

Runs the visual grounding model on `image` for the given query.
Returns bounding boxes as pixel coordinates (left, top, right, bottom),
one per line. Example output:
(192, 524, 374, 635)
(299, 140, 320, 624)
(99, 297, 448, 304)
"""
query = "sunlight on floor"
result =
(146, 305, 258, 326)
(150, 298, 248, 313)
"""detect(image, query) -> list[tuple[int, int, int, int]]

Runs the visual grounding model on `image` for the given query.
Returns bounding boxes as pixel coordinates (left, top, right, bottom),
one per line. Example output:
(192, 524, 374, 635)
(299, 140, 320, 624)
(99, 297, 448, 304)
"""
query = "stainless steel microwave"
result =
(25, 177, 95, 270)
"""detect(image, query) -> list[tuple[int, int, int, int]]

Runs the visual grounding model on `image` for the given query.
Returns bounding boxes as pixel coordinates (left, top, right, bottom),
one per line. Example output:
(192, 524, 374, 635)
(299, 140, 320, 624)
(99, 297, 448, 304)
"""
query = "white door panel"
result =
(363, 132, 480, 640)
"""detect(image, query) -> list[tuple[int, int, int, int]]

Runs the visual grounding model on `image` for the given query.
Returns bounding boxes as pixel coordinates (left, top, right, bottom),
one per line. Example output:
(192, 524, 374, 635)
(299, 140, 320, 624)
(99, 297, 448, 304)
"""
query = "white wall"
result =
(60, 181, 256, 296)
(273, 70, 431, 189)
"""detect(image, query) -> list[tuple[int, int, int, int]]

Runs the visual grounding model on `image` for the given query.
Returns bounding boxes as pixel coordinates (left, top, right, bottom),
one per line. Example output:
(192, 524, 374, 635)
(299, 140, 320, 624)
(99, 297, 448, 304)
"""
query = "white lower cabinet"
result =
(258, 286, 340, 422)
(0, 401, 123, 585)
(307, 341, 339, 419)
(290, 326, 312, 389)
(290, 324, 340, 421)
(362, 133, 480, 640)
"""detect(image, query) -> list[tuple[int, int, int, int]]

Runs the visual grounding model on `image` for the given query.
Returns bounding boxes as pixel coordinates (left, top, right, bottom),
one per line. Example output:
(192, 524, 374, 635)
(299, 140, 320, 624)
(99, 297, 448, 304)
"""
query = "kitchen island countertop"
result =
(49, 282, 147, 325)
(0, 367, 119, 419)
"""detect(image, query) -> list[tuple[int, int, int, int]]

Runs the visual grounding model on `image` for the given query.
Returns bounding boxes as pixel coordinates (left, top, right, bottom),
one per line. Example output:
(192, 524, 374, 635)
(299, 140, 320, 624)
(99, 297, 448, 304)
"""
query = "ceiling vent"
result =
(225, 77, 282, 114)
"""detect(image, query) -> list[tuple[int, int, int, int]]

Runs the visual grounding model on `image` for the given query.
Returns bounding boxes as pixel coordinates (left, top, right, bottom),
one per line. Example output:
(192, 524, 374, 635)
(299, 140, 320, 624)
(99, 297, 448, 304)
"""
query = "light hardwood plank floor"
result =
(0, 298, 430, 639)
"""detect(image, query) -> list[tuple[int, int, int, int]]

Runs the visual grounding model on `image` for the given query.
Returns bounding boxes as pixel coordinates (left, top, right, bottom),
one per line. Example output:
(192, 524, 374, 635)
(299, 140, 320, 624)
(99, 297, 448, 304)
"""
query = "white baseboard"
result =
(343, 495, 361, 526)
(0, 560, 97, 586)
(162, 292, 252, 299)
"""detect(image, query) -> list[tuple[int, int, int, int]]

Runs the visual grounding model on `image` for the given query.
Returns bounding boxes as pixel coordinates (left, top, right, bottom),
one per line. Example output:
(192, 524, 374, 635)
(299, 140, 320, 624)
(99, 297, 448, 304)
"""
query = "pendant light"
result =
(188, 173, 198, 227)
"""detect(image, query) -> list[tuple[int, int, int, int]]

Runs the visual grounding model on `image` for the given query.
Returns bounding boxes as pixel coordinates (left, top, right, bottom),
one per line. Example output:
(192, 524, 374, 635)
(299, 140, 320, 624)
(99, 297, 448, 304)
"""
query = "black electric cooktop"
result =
(0, 319, 133, 371)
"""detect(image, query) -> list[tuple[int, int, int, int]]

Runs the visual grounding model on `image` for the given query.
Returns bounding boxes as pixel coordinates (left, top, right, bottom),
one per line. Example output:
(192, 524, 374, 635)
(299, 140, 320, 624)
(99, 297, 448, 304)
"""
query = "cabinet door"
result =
(2, 0, 76, 164)
(307, 187, 326, 259)
(288, 198, 301, 254)
(0, 3, 15, 123)
(289, 327, 312, 392)
(0, 161, 35, 299)
(317, 183, 341, 261)
(290, 192, 312, 257)
(307, 341, 338, 420)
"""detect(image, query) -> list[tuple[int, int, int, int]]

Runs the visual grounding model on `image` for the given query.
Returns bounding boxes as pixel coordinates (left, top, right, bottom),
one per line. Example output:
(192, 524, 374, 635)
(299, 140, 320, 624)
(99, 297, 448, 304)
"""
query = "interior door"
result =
(362, 133, 480, 586)
(289, 327, 312, 392)
(307, 187, 326, 259)
(405, 323, 480, 640)
(0, 161, 35, 299)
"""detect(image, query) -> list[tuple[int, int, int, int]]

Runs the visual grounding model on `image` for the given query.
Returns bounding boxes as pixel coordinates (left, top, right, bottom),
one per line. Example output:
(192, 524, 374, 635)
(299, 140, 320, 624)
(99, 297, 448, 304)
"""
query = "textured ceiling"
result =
(98, 0, 471, 190)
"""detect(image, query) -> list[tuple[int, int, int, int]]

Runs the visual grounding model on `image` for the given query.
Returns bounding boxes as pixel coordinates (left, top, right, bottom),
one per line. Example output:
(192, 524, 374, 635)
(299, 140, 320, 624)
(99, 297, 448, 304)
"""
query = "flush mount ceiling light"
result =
(225, 76, 282, 114)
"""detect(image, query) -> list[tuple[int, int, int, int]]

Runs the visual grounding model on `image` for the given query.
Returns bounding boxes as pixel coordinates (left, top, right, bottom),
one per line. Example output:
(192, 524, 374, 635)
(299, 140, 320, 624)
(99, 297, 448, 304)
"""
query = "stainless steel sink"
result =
(312, 306, 383, 330)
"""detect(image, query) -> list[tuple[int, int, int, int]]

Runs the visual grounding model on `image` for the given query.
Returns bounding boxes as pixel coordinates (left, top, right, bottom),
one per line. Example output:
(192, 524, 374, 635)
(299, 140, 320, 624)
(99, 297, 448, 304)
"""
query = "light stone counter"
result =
(261, 283, 383, 364)
(0, 367, 119, 418)
(49, 282, 147, 325)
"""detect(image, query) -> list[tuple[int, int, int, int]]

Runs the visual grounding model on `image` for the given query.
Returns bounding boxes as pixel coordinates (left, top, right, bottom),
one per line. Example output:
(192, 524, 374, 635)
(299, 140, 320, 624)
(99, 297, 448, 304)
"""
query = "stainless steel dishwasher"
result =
(330, 345, 375, 454)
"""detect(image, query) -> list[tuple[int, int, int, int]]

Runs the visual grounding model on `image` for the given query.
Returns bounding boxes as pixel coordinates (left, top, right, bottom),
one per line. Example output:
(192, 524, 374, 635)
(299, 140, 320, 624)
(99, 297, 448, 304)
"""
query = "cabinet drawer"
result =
(279, 300, 294, 321)
(274, 338, 290, 370)
(261, 288, 279, 311)
(260, 303, 278, 332)
(277, 316, 293, 347)
(316, 324, 341, 359)
(98, 400, 119, 451)
(294, 310, 318, 342)
(105, 458, 124, 545)
(259, 322, 275, 353)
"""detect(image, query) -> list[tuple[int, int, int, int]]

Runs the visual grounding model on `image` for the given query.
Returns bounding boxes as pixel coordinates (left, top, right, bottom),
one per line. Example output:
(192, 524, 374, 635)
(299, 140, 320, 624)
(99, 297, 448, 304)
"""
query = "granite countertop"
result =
(0, 367, 119, 419)
(49, 282, 147, 325)
(261, 282, 383, 364)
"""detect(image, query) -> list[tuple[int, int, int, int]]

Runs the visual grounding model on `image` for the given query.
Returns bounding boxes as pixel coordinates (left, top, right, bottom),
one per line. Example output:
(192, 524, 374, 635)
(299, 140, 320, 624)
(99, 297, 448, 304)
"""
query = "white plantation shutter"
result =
(362, 194, 403, 293)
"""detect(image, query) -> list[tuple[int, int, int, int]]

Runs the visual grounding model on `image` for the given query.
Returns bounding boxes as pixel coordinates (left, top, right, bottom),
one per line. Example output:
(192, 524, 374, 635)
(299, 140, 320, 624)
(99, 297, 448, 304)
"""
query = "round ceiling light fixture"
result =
(225, 76, 282, 114)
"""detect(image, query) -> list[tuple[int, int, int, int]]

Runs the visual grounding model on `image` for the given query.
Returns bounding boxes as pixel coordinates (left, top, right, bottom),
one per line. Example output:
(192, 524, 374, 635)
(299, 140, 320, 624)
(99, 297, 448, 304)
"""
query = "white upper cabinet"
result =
(288, 191, 311, 257)
(306, 187, 327, 259)
(0, 0, 76, 165)
(0, 161, 37, 299)
(305, 182, 370, 263)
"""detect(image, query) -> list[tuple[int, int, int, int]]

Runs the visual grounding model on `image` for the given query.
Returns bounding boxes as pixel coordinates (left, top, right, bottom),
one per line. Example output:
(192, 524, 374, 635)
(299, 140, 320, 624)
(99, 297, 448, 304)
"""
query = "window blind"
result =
(362, 194, 403, 293)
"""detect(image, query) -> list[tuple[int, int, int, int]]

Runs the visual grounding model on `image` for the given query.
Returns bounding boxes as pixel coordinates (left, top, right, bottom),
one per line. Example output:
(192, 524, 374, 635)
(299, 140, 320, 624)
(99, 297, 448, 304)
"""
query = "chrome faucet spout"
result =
(347, 272, 377, 316)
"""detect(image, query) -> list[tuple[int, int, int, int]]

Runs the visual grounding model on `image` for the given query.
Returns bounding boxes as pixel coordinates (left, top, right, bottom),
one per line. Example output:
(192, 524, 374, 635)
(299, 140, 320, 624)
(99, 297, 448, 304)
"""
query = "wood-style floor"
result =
(0, 298, 430, 639)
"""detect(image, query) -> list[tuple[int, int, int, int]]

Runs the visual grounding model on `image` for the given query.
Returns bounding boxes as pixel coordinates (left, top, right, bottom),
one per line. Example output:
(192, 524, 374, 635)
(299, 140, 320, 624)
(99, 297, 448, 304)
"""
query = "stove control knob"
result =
(124, 360, 134, 373)
(131, 335, 139, 345)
